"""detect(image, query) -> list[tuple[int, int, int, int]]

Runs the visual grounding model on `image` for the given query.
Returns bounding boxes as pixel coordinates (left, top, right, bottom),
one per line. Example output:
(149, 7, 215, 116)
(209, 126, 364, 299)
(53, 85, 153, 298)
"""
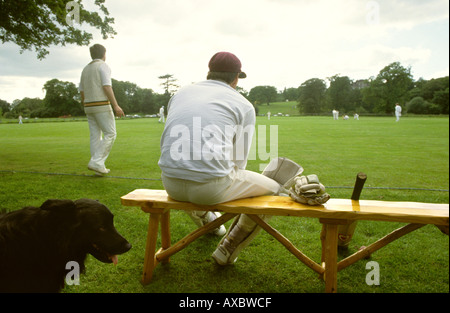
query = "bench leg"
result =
(319, 219, 343, 293)
(323, 223, 339, 293)
(320, 224, 326, 264)
(142, 212, 161, 285)
(160, 210, 171, 264)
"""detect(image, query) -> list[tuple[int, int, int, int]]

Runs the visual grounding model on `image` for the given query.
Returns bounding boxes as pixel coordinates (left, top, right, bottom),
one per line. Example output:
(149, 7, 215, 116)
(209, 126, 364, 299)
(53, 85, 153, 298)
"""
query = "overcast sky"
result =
(0, 0, 448, 103)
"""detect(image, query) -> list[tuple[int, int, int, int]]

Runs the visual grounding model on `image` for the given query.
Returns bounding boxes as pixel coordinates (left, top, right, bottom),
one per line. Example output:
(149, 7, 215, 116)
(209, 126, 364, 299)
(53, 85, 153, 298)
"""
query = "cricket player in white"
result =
(332, 109, 339, 120)
(395, 103, 402, 122)
(79, 44, 124, 175)
(159, 106, 165, 123)
(158, 52, 304, 265)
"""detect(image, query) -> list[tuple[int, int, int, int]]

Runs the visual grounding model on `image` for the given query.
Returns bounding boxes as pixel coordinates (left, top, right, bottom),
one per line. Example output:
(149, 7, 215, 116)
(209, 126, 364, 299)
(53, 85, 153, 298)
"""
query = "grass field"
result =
(256, 101, 300, 116)
(0, 115, 448, 293)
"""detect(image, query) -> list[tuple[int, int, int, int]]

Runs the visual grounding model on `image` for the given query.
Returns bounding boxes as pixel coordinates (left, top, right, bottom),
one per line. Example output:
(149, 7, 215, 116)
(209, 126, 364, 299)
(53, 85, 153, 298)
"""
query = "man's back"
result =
(80, 60, 110, 104)
(158, 80, 255, 182)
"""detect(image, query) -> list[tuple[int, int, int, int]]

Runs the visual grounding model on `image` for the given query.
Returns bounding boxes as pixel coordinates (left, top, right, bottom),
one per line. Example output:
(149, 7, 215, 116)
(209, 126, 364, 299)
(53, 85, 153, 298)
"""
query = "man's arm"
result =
(103, 85, 125, 117)
(80, 91, 85, 106)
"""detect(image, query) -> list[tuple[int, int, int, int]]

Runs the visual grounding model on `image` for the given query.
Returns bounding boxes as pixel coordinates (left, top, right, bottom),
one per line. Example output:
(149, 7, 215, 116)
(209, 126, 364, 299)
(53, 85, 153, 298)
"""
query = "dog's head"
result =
(41, 199, 132, 264)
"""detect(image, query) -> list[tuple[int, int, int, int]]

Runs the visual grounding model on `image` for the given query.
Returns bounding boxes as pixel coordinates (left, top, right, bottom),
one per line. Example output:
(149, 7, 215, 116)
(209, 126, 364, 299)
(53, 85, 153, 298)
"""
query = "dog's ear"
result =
(41, 199, 77, 213)
(40, 199, 80, 229)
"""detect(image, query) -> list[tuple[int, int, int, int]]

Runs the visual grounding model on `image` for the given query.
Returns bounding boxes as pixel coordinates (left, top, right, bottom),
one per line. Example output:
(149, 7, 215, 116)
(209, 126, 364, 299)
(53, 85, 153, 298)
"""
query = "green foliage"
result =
(418, 77, 450, 114)
(421, 76, 449, 101)
(362, 62, 414, 114)
(248, 85, 278, 105)
(433, 88, 449, 114)
(0, 99, 10, 115)
(0, 0, 116, 59)
(407, 97, 440, 114)
(325, 75, 364, 114)
(42, 78, 82, 117)
(8, 97, 43, 118)
(298, 78, 327, 114)
(158, 74, 179, 97)
(280, 87, 300, 102)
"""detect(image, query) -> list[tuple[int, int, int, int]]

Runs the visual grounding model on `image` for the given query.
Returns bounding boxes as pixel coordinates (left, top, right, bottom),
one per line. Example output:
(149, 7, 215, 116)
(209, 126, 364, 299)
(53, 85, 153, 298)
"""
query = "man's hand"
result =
(103, 85, 125, 117)
(113, 105, 125, 118)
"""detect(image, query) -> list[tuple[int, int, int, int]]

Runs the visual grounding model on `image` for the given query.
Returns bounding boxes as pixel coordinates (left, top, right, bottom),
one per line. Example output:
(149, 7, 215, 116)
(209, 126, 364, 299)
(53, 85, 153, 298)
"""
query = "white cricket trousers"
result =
(86, 107, 117, 169)
(162, 167, 281, 205)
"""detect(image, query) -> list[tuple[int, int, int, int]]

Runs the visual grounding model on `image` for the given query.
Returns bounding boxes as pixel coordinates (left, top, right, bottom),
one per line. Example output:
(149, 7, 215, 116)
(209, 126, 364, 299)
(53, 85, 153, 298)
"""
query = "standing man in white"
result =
(332, 109, 339, 120)
(395, 103, 402, 122)
(79, 44, 125, 175)
(159, 106, 165, 123)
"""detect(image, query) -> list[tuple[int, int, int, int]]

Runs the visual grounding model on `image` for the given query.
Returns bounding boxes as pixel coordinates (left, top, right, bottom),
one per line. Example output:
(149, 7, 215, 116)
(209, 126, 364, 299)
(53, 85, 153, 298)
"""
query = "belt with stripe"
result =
(84, 101, 110, 107)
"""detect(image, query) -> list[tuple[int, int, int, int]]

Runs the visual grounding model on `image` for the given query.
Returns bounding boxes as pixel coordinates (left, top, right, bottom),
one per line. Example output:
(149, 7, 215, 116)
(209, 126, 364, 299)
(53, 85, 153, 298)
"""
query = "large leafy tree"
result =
(421, 76, 449, 114)
(326, 75, 352, 113)
(11, 97, 44, 117)
(362, 62, 414, 113)
(0, 0, 116, 59)
(42, 78, 82, 117)
(248, 85, 278, 105)
(112, 79, 157, 114)
(298, 78, 327, 114)
(111, 79, 139, 113)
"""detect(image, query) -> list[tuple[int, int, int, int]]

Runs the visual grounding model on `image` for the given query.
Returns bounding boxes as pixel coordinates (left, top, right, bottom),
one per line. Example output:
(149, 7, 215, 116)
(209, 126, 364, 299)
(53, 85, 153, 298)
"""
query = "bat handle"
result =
(351, 172, 367, 201)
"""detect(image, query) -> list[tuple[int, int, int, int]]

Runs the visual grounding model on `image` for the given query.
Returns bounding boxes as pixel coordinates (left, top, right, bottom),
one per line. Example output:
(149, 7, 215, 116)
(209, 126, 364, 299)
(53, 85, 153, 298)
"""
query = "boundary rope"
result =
(1, 170, 448, 192)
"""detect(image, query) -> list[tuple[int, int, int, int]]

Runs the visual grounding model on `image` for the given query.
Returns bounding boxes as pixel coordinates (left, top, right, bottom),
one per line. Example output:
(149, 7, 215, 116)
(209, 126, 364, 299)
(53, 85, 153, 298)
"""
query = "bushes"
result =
(407, 97, 441, 114)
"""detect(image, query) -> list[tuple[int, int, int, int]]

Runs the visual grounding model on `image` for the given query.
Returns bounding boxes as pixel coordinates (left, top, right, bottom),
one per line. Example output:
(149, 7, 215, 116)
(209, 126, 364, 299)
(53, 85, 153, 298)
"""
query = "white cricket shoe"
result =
(88, 163, 110, 175)
(212, 244, 235, 266)
(207, 212, 227, 236)
(188, 211, 226, 237)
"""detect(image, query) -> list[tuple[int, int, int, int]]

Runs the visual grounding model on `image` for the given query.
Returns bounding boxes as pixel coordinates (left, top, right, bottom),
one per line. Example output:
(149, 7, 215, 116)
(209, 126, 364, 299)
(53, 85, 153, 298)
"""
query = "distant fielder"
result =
(159, 106, 165, 123)
(395, 103, 402, 122)
(332, 109, 339, 120)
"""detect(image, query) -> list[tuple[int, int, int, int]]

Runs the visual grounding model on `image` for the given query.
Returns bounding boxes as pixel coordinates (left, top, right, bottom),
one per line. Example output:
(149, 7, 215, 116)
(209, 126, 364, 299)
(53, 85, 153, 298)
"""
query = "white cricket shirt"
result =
(158, 80, 256, 182)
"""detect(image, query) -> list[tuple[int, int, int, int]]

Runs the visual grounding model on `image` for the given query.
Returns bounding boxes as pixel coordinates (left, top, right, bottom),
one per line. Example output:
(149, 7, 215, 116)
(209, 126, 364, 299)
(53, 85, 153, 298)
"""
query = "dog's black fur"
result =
(0, 199, 131, 293)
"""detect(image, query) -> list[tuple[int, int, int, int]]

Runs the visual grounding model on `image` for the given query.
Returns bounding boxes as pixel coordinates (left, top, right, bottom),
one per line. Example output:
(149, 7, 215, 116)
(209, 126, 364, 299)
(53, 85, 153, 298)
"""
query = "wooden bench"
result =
(120, 189, 448, 293)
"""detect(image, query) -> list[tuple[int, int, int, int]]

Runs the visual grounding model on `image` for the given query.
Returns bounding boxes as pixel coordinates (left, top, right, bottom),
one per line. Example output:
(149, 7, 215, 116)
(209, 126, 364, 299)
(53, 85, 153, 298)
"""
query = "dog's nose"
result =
(122, 242, 132, 252)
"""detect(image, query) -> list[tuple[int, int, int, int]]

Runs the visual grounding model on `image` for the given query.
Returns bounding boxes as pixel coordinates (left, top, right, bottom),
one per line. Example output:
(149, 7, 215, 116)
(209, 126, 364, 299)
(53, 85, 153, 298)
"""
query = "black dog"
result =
(0, 199, 131, 293)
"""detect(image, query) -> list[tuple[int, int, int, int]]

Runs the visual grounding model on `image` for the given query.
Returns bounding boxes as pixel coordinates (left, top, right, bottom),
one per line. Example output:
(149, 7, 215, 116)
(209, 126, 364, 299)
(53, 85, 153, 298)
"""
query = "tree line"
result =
(247, 62, 448, 116)
(0, 77, 171, 119)
(1, 61, 448, 119)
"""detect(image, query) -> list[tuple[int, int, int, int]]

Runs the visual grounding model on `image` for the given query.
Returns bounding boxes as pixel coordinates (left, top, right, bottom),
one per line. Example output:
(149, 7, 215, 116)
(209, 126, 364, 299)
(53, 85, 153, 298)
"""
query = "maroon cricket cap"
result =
(208, 52, 247, 78)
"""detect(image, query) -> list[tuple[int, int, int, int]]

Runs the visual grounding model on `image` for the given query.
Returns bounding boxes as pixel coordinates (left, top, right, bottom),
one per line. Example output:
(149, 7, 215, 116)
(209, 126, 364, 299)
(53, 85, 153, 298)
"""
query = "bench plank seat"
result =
(122, 189, 448, 225)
